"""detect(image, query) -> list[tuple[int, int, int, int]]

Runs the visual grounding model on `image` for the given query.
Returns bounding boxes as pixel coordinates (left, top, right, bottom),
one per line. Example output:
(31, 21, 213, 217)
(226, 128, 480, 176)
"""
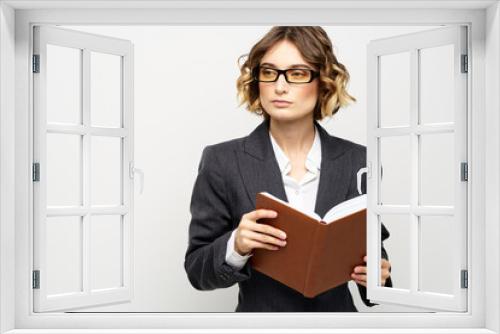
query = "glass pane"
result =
(47, 133, 82, 207)
(91, 136, 122, 205)
(420, 133, 454, 206)
(379, 52, 410, 127)
(420, 215, 454, 294)
(91, 52, 122, 128)
(379, 136, 411, 205)
(46, 44, 81, 125)
(378, 215, 410, 290)
(420, 45, 454, 125)
(46, 216, 82, 295)
(91, 215, 122, 290)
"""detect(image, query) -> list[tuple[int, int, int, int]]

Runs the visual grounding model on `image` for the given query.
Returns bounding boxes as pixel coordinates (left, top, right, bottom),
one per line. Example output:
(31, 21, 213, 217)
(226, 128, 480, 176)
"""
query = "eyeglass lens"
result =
(258, 67, 313, 83)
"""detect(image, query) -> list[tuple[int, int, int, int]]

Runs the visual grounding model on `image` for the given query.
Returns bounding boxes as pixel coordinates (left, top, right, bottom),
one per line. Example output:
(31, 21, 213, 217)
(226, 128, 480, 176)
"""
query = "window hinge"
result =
(461, 162, 468, 181)
(32, 54, 40, 73)
(32, 163, 40, 182)
(461, 269, 468, 289)
(461, 54, 468, 73)
(32, 270, 40, 289)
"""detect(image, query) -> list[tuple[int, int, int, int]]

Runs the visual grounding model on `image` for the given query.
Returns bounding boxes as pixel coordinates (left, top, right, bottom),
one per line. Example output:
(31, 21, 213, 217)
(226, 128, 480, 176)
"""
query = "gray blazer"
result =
(184, 118, 392, 312)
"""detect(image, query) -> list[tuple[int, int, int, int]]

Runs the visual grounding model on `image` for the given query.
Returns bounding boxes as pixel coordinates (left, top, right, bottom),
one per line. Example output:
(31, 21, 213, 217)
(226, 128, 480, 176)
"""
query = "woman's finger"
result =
(351, 272, 366, 280)
(247, 240, 280, 251)
(245, 230, 287, 247)
(353, 266, 367, 274)
(353, 277, 366, 286)
(245, 209, 278, 221)
(250, 221, 287, 240)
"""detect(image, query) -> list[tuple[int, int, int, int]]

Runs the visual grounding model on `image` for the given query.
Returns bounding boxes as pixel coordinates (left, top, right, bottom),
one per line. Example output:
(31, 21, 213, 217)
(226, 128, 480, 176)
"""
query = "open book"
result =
(250, 192, 367, 298)
(259, 191, 367, 224)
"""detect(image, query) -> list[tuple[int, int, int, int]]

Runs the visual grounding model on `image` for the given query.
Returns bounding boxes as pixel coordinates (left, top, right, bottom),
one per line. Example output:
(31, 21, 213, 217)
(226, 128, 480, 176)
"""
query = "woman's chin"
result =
(268, 110, 310, 123)
(267, 109, 296, 120)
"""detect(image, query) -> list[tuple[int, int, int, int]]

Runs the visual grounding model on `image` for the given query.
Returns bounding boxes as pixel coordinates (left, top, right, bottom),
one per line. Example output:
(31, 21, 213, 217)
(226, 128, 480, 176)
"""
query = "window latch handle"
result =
(129, 161, 144, 194)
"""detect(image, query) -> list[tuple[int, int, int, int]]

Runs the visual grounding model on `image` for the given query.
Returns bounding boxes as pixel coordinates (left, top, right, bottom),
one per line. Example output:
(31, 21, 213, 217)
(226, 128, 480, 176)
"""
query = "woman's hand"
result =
(234, 209, 287, 255)
(351, 255, 391, 287)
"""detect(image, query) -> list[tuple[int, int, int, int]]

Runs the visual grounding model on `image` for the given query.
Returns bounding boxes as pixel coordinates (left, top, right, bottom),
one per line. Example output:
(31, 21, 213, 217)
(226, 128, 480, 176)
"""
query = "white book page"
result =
(259, 192, 322, 221)
(323, 194, 367, 224)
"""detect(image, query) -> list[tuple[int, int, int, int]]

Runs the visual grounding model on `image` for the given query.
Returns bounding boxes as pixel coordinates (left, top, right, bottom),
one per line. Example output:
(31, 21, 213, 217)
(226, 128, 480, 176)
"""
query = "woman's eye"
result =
(290, 70, 307, 77)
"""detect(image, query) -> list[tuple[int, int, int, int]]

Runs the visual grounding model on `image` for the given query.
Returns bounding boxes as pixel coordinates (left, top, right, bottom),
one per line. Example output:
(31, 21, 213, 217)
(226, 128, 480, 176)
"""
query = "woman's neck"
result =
(268, 117, 316, 158)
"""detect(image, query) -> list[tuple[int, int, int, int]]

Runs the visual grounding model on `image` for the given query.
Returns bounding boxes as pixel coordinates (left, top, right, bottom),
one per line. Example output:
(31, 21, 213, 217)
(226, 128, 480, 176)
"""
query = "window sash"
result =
(32, 25, 135, 312)
(366, 25, 468, 311)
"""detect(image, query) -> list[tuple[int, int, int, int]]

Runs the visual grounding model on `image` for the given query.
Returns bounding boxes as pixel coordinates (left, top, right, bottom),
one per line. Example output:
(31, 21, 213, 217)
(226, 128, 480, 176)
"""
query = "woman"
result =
(184, 26, 392, 312)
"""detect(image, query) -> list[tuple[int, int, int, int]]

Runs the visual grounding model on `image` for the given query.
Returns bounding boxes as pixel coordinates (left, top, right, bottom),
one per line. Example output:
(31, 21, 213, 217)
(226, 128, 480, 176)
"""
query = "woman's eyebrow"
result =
(260, 62, 313, 69)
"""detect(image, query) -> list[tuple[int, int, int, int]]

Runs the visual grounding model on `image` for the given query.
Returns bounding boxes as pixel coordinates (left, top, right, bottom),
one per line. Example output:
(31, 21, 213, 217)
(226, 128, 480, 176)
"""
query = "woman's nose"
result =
(274, 73, 289, 92)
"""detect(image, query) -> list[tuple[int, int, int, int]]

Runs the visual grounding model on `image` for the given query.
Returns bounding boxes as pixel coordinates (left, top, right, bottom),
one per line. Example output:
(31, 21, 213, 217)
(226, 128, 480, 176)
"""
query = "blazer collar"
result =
(244, 118, 346, 163)
(239, 118, 353, 218)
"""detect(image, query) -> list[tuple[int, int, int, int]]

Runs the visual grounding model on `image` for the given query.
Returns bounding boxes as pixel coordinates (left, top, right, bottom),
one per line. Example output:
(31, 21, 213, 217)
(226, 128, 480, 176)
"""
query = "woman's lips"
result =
(272, 100, 292, 107)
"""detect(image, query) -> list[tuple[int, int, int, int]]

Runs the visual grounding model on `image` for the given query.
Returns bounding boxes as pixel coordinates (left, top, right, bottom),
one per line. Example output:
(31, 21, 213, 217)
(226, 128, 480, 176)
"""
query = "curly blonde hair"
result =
(236, 26, 356, 121)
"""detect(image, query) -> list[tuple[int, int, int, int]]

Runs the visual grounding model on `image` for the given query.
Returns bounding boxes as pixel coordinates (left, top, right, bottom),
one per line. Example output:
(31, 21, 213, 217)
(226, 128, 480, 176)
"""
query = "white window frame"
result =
(0, 1, 498, 334)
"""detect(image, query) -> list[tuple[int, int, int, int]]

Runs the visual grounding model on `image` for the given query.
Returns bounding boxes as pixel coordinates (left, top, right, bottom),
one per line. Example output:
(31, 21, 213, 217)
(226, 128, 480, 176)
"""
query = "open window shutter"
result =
(33, 25, 134, 311)
(366, 25, 468, 311)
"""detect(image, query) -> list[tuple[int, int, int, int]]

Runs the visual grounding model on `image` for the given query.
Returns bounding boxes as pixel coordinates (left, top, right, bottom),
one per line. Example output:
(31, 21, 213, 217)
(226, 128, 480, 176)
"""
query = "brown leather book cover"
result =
(250, 192, 367, 298)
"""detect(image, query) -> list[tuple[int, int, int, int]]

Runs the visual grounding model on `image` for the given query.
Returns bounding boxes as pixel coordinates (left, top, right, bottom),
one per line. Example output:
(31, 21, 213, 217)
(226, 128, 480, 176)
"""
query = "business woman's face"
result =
(258, 40, 319, 123)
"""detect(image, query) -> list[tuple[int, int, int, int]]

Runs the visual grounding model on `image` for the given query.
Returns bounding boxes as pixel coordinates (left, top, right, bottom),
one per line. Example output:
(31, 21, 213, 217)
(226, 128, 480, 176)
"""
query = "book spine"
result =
(302, 223, 322, 298)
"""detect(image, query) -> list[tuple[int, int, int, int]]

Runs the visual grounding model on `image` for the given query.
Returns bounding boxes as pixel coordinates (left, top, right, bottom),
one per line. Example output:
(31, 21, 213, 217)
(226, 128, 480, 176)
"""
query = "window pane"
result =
(91, 52, 122, 128)
(420, 45, 454, 125)
(47, 133, 82, 207)
(46, 44, 82, 125)
(91, 136, 122, 205)
(379, 136, 411, 205)
(420, 215, 454, 294)
(46, 216, 82, 295)
(420, 133, 454, 206)
(379, 52, 410, 127)
(91, 215, 122, 290)
(379, 214, 411, 290)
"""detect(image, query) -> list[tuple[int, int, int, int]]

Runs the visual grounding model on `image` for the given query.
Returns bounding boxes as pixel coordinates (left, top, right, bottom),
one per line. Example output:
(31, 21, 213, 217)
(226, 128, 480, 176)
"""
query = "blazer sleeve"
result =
(346, 144, 393, 307)
(184, 145, 251, 291)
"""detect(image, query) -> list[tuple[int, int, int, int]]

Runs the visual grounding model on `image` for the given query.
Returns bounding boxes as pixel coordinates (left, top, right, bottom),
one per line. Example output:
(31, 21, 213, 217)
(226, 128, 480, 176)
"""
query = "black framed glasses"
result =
(253, 66, 319, 84)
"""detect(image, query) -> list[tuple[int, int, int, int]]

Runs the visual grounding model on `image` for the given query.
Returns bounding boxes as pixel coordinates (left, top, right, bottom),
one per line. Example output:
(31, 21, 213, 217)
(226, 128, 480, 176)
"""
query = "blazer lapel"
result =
(237, 119, 352, 219)
(313, 122, 352, 219)
(237, 118, 288, 208)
